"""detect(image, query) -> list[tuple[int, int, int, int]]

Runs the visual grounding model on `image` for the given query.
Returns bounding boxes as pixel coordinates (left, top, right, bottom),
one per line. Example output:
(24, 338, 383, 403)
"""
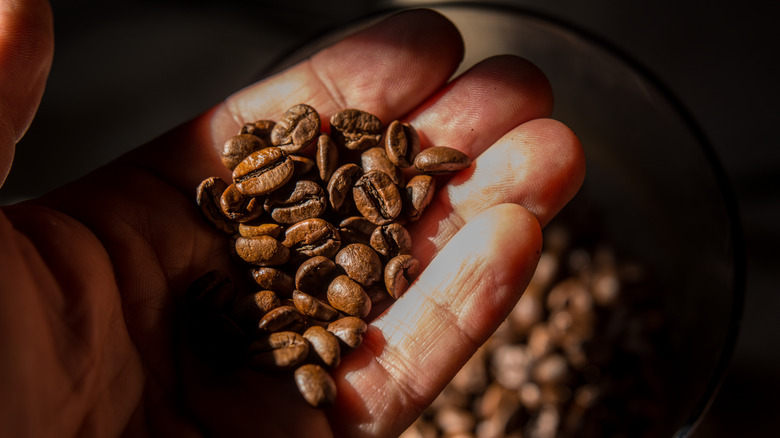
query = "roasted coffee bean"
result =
(413, 146, 472, 174)
(327, 275, 371, 318)
(295, 256, 338, 296)
(282, 218, 341, 260)
(251, 267, 295, 297)
(239, 119, 275, 140)
(327, 163, 363, 214)
(370, 222, 412, 258)
(384, 254, 421, 299)
(248, 331, 309, 370)
(327, 316, 368, 351)
(221, 134, 267, 171)
(403, 174, 436, 222)
(337, 216, 376, 246)
(302, 325, 341, 369)
(294, 364, 337, 407)
(263, 179, 327, 224)
(232, 290, 281, 330)
(293, 290, 340, 322)
(196, 177, 238, 234)
(289, 154, 317, 179)
(235, 235, 290, 266)
(353, 170, 402, 225)
(385, 120, 420, 168)
(184, 269, 236, 314)
(316, 134, 339, 182)
(232, 147, 295, 196)
(257, 305, 307, 333)
(271, 103, 320, 153)
(329, 108, 383, 151)
(334, 243, 382, 287)
(238, 222, 282, 239)
(220, 182, 264, 223)
(361, 146, 403, 185)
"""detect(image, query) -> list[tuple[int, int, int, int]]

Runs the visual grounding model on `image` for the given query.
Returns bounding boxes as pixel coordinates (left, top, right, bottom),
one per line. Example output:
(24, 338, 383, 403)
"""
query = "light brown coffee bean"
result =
(353, 170, 402, 225)
(385, 254, 421, 299)
(329, 108, 383, 151)
(248, 331, 309, 370)
(271, 103, 321, 153)
(361, 146, 403, 185)
(238, 222, 282, 238)
(282, 218, 341, 260)
(239, 119, 275, 140)
(196, 177, 238, 234)
(294, 363, 337, 407)
(232, 147, 295, 196)
(232, 289, 281, 330)
(251, 267, 295, 297)
(303, 325, 341, 369)
(326, 275, 371, 318)
(295, 256, 338, 296)
(327, 316, 368, 351)
(235, 235, 290, 266)
(370, 222, 412, 258)
(221, 134, 267, 171)
(334, 243, 382, 286)
(293, 290, 340, 322)
(385, 120, 420, 168)
(403, 174, 436, 222)
(263, 179, 327, 224)
(337, 216, 376, 246)
(413, 146, 471, 174)
(220, 182, 264, 223)
(326, 163, 363, 214)
(316, 134, 339, 182)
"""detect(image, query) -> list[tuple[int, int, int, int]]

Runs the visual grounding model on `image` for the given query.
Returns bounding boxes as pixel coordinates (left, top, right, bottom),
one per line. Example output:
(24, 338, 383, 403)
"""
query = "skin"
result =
(0, 4, 585, 438)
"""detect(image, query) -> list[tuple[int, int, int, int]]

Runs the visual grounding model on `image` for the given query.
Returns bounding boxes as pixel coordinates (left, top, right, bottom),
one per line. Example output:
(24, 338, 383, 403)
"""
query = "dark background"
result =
(2, 0, 777, 435)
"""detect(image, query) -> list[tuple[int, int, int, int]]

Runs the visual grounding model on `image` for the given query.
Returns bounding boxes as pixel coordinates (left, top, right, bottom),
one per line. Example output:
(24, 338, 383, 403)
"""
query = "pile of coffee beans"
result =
(400, 224, 674, 438)
(186, 104, 471, 407)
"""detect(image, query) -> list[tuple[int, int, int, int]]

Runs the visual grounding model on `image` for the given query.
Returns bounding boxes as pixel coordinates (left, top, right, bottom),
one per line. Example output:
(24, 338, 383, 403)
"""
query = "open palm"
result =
(0, 4, 584, 437)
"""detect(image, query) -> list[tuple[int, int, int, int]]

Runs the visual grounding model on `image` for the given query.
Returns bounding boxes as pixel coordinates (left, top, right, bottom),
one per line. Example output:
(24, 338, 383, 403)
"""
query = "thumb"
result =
(0, 0, 54, 186)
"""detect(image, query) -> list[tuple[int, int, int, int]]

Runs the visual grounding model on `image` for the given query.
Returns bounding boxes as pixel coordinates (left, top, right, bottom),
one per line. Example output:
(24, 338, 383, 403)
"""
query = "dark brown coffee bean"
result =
(248, 331, 309, 370)
(257, 305, 307, 333)
(220, 183, 264, 223)
(239, 119, 275, 140)
(251, 267, 295, 297)
(295, 256, 338, 296)
(327, 316, 368, 351)
(221, 134, 267, 171)
(353, 170, 402, 225)
(238, 222, 282, 238)
(385, 120, 420, 168)
(293, 290, 340, 322)
(184, 269, 236, 313)
(403, 174, 436, 222)
(370, 223, 412, 258)
(413, 146, 471, 174)
(326, 275, 371, 318)
(294, 363, 337, 407)
(326, 163, 363, 214)
(361, 146, 403, 186)
(235, 235, 290, 266)
(232, 289, 281, 330)
(263, 179, 327, 224)
(303, 326, 341, 369)
(338, 216, 376, 246)
(316, 134, 338, 182)
(282, 218, 341, 260)
(196, 177, 238, 234)
(334, 243, 382, 287)
(384, 254, 421, 299)
(329, 108, 383, 151)
(232, 147, 295, 196)
(271, 103, 321, 153)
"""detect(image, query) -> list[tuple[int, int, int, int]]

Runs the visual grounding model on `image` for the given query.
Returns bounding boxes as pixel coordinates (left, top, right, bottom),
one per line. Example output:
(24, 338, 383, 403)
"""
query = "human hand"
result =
(0, 5, 584, 438)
